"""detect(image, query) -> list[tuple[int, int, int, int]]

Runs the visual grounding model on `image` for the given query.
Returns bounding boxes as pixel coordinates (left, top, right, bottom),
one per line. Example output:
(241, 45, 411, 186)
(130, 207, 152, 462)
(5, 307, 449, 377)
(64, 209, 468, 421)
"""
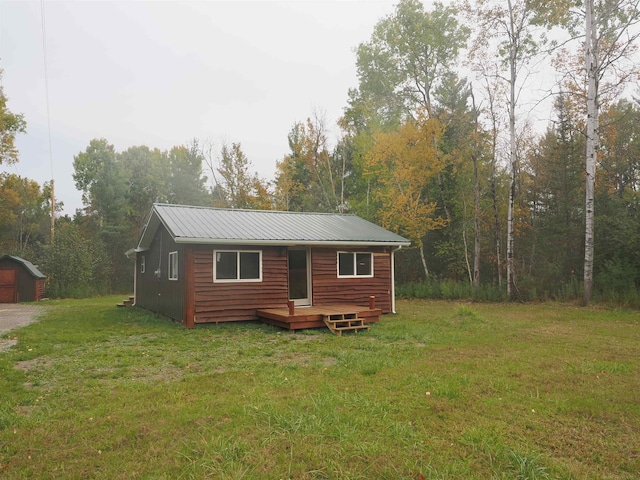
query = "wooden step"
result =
(322, 313, 370, 336)
(325, 313, 359, 323)
(117, 296, 135, 308)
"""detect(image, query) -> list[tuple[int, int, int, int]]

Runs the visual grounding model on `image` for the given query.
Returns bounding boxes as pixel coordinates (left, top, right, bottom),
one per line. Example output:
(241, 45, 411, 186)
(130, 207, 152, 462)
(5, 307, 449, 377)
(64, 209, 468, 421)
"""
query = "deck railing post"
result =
(369, 295, 376, 310)
(288, 300, 295, 315)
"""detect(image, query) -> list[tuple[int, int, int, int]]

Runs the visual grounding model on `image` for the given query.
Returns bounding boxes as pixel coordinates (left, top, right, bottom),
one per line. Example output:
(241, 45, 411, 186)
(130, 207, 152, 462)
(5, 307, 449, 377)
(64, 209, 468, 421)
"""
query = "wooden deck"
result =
(257, 304, 382, 331)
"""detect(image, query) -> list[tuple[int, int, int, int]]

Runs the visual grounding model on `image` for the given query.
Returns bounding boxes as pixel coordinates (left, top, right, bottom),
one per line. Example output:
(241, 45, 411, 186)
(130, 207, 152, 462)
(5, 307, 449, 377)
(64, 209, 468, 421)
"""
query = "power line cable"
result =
(40, 0, 54, 181)
(40, 0, 55, 240)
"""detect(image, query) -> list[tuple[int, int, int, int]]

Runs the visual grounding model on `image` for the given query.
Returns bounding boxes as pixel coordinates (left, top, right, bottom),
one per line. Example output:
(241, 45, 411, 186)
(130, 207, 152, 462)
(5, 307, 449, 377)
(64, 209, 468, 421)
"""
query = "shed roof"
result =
(135, 204, 410, 251)
(0, 255, 46, 278)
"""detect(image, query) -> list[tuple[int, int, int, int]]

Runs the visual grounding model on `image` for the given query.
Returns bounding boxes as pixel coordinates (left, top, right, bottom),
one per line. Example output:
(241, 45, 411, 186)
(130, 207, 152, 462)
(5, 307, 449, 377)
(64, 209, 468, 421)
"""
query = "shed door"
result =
(0, 269, 17, 303)
(288, 248, 311, 306)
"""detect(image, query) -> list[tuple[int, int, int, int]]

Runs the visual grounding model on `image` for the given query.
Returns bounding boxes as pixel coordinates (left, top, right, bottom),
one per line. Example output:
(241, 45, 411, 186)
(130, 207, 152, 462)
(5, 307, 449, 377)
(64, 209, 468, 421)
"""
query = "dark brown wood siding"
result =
(311, 247, 393, 313)
(193, 245, 289, 323)
(135, 227, 184, 322)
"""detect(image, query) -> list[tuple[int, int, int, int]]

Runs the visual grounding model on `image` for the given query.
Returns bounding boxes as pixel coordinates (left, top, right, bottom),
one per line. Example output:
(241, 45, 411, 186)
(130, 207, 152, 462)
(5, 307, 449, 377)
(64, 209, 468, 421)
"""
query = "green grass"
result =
(1, 297, 639, 479)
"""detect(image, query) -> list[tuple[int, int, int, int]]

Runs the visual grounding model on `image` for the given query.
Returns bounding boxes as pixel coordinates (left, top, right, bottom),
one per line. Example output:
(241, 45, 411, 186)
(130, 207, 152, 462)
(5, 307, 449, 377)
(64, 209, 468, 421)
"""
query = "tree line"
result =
(1, 0, 639, 304)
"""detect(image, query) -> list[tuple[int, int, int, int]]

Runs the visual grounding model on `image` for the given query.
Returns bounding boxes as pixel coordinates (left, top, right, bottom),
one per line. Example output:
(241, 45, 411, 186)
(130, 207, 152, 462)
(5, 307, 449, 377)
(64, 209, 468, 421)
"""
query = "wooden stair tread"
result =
(322, 313, 370, 336)
(117, 295, 135, 308)
(324, 319, 362, 324)
(326, 313, 358, 320)
(333, 325, 370, 331)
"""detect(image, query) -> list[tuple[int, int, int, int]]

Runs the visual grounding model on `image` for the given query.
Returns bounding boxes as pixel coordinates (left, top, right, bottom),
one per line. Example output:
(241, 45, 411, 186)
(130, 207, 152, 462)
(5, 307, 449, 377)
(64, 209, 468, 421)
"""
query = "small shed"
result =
(0, 255, 47, 303)
(128, 204, 410, 329)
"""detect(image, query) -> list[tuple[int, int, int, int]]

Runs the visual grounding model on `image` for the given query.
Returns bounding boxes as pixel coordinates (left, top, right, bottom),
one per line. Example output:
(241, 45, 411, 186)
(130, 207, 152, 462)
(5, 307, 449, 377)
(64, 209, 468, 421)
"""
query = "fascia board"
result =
(136, 206, 177, 251)
(173, 237, 411, 248)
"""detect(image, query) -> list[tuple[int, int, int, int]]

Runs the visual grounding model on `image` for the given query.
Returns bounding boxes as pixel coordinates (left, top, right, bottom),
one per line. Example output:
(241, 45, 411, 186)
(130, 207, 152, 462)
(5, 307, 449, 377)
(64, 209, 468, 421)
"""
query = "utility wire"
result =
(40, 0, 54, 180)
(40, 0, 55, 240)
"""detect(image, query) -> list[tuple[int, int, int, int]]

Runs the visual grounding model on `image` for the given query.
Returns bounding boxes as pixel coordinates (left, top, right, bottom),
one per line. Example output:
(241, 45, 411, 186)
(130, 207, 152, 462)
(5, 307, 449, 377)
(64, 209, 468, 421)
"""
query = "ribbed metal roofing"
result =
(137, 204, 410, 250)
(0, 255, 46, 278)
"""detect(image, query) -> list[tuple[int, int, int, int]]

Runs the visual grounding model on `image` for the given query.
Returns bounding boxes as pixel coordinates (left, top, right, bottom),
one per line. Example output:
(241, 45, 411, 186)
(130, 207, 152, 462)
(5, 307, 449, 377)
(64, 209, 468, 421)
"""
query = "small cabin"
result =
(0, 255, 47, 303)
(127, 204, 410, 329)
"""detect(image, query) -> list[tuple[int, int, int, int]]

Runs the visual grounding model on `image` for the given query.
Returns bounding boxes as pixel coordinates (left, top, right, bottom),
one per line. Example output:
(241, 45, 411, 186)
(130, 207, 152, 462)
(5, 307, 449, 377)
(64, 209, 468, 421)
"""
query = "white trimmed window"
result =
(168, 251, 178, 281)
(337, 252, 373, 278)
(140, 255, 146, 274)
(214, 250, 262, 282)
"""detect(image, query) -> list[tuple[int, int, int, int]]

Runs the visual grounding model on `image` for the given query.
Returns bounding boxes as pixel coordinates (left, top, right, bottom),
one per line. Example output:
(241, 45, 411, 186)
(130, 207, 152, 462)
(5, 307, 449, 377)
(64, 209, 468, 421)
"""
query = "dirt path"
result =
(0, 304, 45, 352)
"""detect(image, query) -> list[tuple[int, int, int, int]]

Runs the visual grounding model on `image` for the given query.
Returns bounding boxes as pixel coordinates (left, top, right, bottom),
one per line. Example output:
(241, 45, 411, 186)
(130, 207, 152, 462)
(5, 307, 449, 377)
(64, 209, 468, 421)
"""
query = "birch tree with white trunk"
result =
(580, 0, 640, 304)
(466, 0, 558, 300)
(583, 0, 598, 305)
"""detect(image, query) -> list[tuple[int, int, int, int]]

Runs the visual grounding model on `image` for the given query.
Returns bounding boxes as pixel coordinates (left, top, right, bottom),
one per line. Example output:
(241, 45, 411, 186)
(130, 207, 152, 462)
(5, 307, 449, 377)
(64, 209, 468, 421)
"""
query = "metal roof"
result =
(0, 255, 46, 278)
(136, 204, 410, 251)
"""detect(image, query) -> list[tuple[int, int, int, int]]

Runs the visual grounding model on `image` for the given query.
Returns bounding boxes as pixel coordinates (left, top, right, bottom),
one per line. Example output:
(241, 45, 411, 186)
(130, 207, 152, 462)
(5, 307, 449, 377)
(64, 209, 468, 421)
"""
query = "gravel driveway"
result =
(0, 304, 45, 352)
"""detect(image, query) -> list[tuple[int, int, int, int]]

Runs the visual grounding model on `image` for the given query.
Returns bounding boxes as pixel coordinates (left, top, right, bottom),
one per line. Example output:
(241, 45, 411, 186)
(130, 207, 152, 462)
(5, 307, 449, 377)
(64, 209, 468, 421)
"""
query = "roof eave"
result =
(173, 237, 411, 248)
(136, 205, 176, 251)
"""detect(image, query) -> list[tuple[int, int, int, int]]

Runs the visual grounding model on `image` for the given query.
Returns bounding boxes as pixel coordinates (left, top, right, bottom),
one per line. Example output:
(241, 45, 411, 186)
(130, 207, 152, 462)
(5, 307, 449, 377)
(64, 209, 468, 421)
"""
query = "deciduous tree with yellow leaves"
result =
(364, 111, 447, 278)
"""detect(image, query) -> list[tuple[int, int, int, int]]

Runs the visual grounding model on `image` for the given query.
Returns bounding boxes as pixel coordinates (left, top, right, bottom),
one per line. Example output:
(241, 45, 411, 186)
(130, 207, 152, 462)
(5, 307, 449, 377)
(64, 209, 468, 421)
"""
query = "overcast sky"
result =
(0, 0, 399, 214)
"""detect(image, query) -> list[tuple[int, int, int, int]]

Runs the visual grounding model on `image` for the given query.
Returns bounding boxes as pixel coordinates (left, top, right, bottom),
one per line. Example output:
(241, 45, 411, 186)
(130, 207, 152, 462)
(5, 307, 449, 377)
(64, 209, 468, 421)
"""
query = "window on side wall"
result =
(140, 255, 146, 274)
(168, 251, 178, 281)
(214, 250, 262, 282)
(337, 252, 373, 278)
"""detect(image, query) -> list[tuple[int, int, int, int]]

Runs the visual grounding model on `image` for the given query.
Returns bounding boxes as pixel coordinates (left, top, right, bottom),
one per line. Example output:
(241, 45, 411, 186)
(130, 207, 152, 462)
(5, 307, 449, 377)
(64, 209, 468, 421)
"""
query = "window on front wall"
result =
(337, 252, 373, 278)
(214, 250, 262, 282)
(140, 255, 146, 274)
(168, 251, 178, 280)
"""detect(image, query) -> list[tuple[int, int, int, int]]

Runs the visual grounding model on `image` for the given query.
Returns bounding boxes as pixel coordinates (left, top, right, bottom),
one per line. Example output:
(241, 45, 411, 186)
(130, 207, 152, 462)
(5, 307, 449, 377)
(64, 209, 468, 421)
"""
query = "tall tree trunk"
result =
(483, 76, 503, 287)
(437, 172, 452, 223)
(506, 0, 518, 301)
(491, 162, 503, 287)
(462, 215, 473, 285)
(461, 191, 474, 286)
(583, 0, 598, 305)
(470, 87, 481, 288)
(507, 165, 516, 300)
(419, 242, 429, 279)
(339, 141, 346, 213)
(473, 153, 481, 288)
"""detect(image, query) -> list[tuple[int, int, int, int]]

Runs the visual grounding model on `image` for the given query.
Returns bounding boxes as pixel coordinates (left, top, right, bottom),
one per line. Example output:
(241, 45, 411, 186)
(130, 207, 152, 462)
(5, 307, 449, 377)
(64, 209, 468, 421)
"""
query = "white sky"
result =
(0, 0, 399, 214)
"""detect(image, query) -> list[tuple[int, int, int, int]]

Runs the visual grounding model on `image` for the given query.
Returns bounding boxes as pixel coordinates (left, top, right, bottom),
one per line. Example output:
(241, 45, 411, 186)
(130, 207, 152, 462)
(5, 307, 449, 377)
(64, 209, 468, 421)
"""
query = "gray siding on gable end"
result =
(136, 225, 185, 322)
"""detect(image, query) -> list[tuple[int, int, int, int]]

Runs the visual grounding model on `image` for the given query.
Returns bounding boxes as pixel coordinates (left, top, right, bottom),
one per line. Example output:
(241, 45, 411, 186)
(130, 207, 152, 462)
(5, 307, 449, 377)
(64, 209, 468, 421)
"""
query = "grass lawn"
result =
(1, 297, 639, 479)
